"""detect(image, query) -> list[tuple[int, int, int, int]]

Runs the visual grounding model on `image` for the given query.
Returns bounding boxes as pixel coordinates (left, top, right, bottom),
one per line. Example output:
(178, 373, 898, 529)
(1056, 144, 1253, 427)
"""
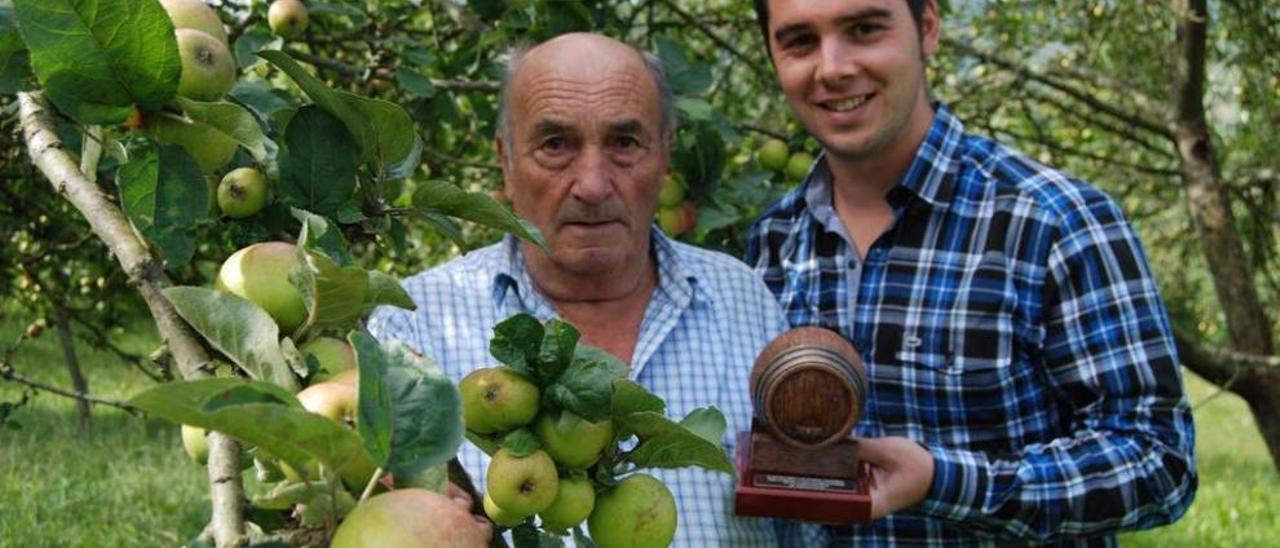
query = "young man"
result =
(746, 1, 1196, 544)
(371, 32, 823, 545)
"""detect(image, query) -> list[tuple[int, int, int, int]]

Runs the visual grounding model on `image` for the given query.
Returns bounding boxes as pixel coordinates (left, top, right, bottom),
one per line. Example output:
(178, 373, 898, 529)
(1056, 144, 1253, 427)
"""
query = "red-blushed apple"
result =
(330, 489, 491, 547)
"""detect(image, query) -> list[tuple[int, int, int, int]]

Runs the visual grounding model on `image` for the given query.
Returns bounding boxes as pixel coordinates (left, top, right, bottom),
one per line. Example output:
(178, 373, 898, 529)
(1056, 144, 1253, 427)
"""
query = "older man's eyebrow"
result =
(607, 119, 647, 137)
(528, 119, 571, 141)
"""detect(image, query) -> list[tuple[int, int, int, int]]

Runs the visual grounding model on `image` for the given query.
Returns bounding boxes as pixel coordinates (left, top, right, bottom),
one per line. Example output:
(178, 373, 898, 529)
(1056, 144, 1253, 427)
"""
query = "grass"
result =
(1, 317, 1277, 546)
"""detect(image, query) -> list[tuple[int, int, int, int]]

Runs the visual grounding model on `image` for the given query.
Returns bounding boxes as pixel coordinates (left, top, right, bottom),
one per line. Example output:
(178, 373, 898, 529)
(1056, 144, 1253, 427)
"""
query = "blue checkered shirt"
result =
(745, 105, 1196, 546)
(369, 232, 827, 546)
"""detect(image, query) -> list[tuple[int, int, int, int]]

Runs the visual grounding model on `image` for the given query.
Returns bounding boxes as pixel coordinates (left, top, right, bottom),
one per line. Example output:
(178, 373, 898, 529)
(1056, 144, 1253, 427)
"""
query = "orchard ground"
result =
(0, 314, 1276, 547)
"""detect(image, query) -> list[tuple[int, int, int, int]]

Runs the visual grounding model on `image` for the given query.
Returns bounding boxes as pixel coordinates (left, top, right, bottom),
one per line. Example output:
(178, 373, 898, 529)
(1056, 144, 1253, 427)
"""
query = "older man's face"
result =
(499, 41, 667, 276)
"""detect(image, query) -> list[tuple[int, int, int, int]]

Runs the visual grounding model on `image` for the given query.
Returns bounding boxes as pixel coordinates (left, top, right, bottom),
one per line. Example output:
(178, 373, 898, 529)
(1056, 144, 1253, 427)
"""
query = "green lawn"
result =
(1, 318, 1277, 546)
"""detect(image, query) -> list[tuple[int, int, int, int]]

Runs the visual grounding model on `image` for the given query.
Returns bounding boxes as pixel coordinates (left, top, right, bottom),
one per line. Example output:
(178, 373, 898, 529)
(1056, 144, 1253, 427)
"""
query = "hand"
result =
(445, 481, 495, 541)
(854, 436, 935, 520)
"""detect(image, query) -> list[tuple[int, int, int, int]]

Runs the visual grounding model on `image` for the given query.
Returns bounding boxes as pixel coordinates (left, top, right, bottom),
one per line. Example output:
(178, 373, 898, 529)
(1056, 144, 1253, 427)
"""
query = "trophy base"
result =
(733, 431, 872, 523)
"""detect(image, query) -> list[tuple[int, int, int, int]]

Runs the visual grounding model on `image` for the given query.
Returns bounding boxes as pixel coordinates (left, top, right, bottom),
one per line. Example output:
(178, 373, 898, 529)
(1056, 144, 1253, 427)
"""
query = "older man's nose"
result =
(570, 146, 613, 204)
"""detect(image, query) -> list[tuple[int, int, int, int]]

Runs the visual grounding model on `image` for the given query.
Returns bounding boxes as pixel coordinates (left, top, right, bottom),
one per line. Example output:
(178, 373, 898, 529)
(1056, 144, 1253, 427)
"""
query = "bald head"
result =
(496, 33, 676, 154)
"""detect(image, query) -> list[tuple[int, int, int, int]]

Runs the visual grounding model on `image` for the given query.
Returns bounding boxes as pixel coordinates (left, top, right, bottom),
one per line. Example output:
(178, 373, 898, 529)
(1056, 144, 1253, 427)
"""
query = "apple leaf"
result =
(544, 346, 627, 423)
(490, 314, 546, 378)
(512, 525, 565, 548)
(654, 35, 711, 96)
(411, 179, 546, 250)
(394, 462, 449, 493)
(293, 250, 368, 333)
(249, 480, 325, 510)
(616, 411, 733, 475)
(117, 144, 208, 267)
(298, 487, 357, 526)
(610, 379, 665, 418)
(257, 50, 418, 176)
(175, 97, 268, 162)
(350, 332, 464, 479)
(13, 0, 179, 124)
(363, 270, 416, 315)
(278, 106, 358, 218)
(679, 407, 728, 445)
(0, 5, 32, 94)
(537, 319, 579, 382)
(127, 378, 372, 479)
(501, 428, 540, 457)
(162, 287, 299, 391)
(292, 208, 354, 266)
(465, 431, 502, 457)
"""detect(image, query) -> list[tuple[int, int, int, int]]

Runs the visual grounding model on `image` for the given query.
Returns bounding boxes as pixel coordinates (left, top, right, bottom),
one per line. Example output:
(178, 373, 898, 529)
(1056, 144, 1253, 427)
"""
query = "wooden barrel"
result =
(750, 327, 865, 449)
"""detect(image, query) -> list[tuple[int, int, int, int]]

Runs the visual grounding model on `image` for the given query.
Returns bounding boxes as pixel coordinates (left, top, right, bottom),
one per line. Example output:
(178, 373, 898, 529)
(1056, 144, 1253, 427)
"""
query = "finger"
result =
(852, 437, 892, 467)
(446, 482, 475, 507)
(472, 515, 495, 540)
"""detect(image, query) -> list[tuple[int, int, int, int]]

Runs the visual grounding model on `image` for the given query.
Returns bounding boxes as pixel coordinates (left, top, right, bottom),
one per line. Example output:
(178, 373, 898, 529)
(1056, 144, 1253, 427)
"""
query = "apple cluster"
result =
(461, 367, 677, 547)
(161, 0, 236, 102)
(655, 174, 697, 237)
(757, 138, 815, 182)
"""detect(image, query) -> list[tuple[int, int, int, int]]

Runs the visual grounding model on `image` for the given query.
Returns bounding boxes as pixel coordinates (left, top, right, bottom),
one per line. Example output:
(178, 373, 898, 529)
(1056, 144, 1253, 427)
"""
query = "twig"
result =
(0, 359, 137, 412)
(656, 0, 771, 83)
(283, 49, 500, 92)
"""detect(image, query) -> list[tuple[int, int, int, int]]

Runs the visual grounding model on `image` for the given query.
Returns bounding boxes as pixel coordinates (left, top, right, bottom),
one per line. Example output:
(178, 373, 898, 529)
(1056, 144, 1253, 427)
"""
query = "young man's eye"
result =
(850, 23, 883, 39)
(781, 34, 816, 50)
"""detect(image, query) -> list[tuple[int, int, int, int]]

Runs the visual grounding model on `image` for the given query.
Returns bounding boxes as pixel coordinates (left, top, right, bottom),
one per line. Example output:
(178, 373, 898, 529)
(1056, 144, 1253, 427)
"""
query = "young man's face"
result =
(765, 0, 939, 163)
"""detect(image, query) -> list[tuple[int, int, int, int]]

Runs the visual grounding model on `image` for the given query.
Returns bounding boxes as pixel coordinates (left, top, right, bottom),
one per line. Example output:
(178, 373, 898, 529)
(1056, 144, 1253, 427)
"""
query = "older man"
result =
(369, 33, 823, 545)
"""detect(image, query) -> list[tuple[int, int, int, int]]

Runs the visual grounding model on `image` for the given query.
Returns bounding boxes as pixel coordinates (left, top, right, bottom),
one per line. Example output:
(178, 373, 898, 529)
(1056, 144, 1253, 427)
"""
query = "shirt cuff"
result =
(919, 445, 989, 521)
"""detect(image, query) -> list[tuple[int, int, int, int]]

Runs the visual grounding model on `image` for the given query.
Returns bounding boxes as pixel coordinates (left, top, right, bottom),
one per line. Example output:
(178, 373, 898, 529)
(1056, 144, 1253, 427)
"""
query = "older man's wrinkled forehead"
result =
(509, 34, 662, 137)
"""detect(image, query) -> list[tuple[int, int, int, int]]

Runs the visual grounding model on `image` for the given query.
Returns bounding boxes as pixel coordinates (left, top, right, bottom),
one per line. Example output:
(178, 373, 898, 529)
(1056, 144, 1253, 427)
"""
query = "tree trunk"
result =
(17, 92, 247, 547)
(1169, 0, 1280, 470)
(53, 314, 91, 435)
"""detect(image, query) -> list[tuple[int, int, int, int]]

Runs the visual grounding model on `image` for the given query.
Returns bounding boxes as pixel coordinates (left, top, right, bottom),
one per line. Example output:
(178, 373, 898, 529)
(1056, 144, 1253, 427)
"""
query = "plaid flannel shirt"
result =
(745, 105, 1196, 546)
(369, 232, 827, 546)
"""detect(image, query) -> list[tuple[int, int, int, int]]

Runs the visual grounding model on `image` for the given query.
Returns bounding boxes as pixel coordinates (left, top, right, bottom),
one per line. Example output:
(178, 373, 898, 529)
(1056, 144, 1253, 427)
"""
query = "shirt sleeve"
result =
(919, 193, 1197, 540)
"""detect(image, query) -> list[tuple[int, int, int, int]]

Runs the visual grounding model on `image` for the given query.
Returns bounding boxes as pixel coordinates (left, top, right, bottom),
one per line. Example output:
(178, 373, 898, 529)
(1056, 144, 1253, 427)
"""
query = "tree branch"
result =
(656, 0, 771, 83)
(283, 49, 499, 93)
(0, 359, 136, 412)
(17, 92, 246, 547)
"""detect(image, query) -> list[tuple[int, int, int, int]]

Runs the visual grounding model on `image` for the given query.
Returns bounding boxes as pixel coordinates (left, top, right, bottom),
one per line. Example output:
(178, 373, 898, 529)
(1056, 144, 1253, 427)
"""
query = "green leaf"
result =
(675, 97, 713, 122)
(411, 179, 546, 250)
(249, 480, 325, 510)
(395, 67, 436, 98)
(294, 249, 369, 333)
(128, 378, 371, 478)
(489, 314, 545, 378)
(0, 4, 31, 94)
(673, 120, 727, 193)
(292, 208, 354, 266)
(162, 286, 299, 391)
(116, 144, 207, 267)
(350, 333, 465, 478)
(364, 270, 416, 314)
(13, 0, 180, 124)
(616, 411, 733, 474)
(278, 106, 358, 217)
(232, 27, 279, 69)
(393, 462, 448, 493)
(678, 407, 728, 445)
(654, 35, 711, 96)
(501, 428, 540, 457)
(144, 111, 239, 173)
(175, 97, 268, 162)
(544, 346, 627, 423)
(537, 319, 580, 382)
(258, 50, 418, 175)
(610, 379, 665, 418)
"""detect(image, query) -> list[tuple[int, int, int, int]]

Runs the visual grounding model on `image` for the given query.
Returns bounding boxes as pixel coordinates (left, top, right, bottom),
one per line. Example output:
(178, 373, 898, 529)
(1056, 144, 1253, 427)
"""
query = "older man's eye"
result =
(614, 136, 640, 149)
(542, 136, 568, 151)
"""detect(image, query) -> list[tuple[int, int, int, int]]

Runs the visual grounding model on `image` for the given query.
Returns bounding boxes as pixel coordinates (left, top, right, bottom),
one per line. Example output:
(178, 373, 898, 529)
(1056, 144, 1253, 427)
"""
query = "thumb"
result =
(852, 437, 893, 466)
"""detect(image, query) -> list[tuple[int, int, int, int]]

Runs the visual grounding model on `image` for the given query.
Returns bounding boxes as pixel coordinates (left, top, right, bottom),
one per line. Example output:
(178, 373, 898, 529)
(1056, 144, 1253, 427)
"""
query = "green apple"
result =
(533, 410, 613, 469)
(297, 381, 356, 425)
(459, 367, 540, 434)
(758, 138, 790, 172)
(785, 151, 815, 182)
(657, 174, 685, 208)
(160, 0, 228, 45)
(175, 29, 236, 101)
(656, 206, 682, 236)
(483, 493, 528, 528)
(268, 0, 309, 40)
(216, 242, 308, 334)
(217, 167, 269, 218)
(145, 114, 238, 173)
(486, 449, 558, 517)
(301, 336, 357, 380)
(330, 489, 491, 548)
(181, 424, 209, 465)
(588, 474, 676, 548)
(330, 368, 358, 387)
(539, 475, 595, 532)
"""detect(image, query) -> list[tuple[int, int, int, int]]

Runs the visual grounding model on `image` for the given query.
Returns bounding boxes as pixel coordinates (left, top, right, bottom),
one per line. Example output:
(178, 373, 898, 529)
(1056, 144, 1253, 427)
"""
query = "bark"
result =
(17, 92, 247, 547)
(54, 314, 91, 435)
(1169, 0, 1280, 470)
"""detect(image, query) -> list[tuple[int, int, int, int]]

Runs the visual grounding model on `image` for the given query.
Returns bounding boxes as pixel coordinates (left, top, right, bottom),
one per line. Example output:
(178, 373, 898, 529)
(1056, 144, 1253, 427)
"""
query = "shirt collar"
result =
(799, 103, 965, 214)
(490, 229, 708, 315)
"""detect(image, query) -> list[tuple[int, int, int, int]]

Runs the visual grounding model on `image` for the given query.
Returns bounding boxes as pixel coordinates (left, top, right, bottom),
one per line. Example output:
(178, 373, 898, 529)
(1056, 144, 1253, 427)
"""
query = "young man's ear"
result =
(920, 0, 942, 57)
